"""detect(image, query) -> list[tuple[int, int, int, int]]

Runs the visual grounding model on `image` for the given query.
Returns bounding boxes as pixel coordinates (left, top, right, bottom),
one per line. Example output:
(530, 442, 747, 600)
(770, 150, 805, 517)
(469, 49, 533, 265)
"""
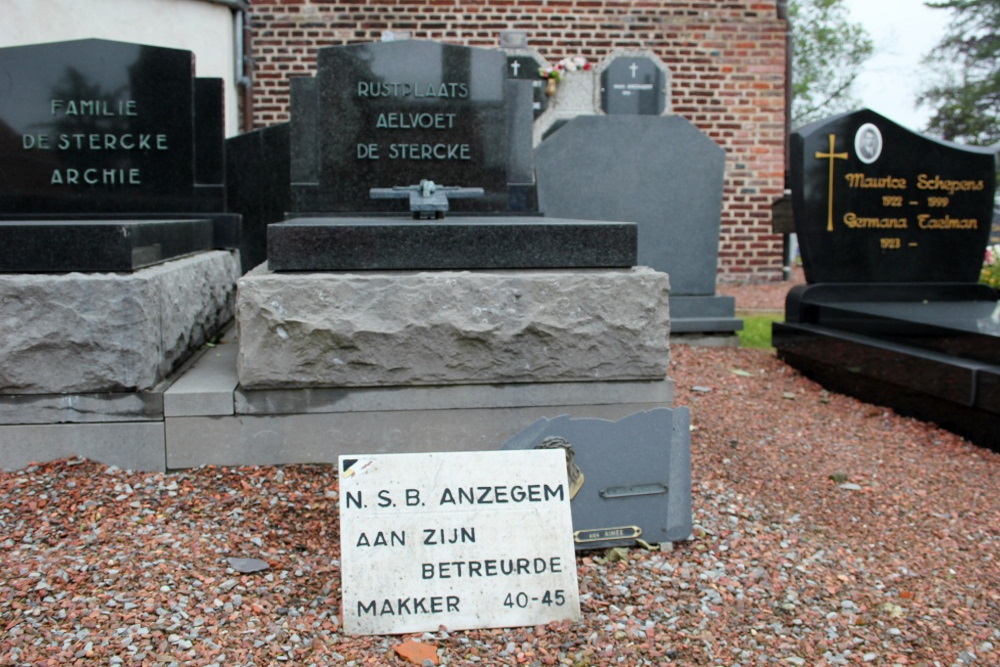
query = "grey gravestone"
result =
(600, 55, 667, 115)
(502, 409, 692, 549)
(0, 38, 238, 272)
(536, 114, 738, 333)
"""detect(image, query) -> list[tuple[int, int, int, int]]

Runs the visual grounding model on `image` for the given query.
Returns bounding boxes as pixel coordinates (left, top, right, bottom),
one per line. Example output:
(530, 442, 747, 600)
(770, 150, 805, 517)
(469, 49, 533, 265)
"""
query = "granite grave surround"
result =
(0, 324, 672, 471)
(773, 109, 999, 449)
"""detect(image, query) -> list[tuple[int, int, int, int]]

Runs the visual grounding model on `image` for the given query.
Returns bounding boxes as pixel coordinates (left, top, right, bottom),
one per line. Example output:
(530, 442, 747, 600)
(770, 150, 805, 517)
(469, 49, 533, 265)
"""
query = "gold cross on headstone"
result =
(815, 133, 848, 232)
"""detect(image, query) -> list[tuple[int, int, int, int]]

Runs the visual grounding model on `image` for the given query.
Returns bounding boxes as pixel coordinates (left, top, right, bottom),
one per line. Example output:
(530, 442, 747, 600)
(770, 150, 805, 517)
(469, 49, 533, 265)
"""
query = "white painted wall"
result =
(1, 0, 242, 136)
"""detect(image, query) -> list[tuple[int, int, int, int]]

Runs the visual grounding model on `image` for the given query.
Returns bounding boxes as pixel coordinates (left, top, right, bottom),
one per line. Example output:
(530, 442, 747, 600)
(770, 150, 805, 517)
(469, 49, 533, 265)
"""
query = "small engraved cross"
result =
(510, 60, 521, 76)
(629, 62, 638, 78)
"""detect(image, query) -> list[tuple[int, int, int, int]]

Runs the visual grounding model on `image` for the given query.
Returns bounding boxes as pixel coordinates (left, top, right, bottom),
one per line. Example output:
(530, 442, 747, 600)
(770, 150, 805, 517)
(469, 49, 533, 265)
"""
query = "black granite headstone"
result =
(0, 38, 227, 214)
(775, 110, 999, 449)
(226, 124, 291, 272)
(600, 56, 666, 116)
(0, 39, 238, 272)
(290, 40, 510, 213)
(790, 109, 996, 283)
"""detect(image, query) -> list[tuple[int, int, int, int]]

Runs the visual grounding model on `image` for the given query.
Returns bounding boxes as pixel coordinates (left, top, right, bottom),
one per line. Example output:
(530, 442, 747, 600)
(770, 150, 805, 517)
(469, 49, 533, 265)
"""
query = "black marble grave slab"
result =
(536, 115, 740, 334)
(773, 281, 1000, 450)
(267, 217, 637, 271)
(290, 40, 510, 214)
(226, 123, 292, 272)
(0, 39, 227, 215)
(790, 109, 996, 284)
(773, 322, 1000, 450)
(0, 219, 216, 272)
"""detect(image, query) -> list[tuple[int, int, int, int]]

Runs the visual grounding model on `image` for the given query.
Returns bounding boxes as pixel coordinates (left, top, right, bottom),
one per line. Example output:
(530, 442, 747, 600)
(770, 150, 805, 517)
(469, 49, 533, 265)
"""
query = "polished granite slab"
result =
(267, 216, 637, 271)
(0, 218, 217, 272)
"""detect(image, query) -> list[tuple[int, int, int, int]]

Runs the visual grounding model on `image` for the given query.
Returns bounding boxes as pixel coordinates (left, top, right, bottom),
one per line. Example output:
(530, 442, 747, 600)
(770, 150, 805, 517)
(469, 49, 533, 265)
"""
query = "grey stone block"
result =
(0, 422, 166, 472)
(164, 340, 239, 417)
(0, 250, 240, 394)
(236, 379, 673, 416)
(165, 402, 665, 469)
(236, 266, 670, 389)
(0, 392, 162, 425)
(502, 409, 692, 546)
(536, 115, 725, 296)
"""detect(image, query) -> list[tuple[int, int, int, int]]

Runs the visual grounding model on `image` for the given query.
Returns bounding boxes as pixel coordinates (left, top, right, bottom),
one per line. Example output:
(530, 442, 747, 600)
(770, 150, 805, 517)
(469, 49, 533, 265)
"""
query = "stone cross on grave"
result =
(369, 179, 485, 219)
(629, 62, 638, 78)
(815, 133, 849, 232)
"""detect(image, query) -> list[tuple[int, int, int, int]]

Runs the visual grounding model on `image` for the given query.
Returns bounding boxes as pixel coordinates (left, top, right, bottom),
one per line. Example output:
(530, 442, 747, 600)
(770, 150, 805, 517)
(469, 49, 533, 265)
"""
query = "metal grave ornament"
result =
(369, 179, 485, 219)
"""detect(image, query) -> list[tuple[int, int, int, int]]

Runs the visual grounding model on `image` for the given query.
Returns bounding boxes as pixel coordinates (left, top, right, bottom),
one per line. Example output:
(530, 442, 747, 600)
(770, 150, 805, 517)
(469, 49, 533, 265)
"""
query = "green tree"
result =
(918, 0, 1000, 145)
(790, 0, 874, 126)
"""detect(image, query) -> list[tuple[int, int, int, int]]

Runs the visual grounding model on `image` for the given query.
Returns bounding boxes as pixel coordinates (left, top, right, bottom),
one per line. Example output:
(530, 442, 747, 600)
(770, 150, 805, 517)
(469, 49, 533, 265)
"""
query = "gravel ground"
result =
(2, 278, 998, 666)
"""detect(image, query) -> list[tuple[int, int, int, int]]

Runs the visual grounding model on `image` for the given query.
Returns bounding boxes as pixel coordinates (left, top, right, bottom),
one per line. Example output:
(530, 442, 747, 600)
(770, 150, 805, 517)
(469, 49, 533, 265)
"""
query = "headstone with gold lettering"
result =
(775, 109, 999, 450)
(789, 108, 995, 284)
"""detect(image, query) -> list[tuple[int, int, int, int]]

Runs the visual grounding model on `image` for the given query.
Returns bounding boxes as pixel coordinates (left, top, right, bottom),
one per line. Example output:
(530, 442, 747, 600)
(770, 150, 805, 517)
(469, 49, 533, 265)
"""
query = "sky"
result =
(840, 0, 950, 131)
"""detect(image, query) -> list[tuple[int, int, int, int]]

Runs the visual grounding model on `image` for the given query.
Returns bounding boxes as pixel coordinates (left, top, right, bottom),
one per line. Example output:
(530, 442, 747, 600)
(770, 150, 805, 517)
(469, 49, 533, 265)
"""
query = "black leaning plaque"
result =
(267, 217, 637, 271)
(790, 109, 996, 283)
(291, 40, 509, 213)
(0, 38, 226, 215)
(0, 219, 215, 272)
(600, 56, 666, 116)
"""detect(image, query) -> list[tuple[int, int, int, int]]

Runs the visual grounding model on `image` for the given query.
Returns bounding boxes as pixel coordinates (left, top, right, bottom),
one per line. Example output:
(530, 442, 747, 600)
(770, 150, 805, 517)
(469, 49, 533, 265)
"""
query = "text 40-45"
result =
(504, 590, 566, 608)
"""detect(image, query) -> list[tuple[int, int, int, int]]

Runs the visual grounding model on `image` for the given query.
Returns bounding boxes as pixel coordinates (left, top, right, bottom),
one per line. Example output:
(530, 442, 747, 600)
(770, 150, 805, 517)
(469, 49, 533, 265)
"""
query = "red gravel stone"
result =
(1, 276, 997, 665)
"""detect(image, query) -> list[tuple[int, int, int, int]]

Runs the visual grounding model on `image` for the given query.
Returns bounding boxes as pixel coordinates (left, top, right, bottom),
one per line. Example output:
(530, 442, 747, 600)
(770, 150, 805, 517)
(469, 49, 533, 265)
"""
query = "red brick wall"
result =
(247, 0, 788, 282)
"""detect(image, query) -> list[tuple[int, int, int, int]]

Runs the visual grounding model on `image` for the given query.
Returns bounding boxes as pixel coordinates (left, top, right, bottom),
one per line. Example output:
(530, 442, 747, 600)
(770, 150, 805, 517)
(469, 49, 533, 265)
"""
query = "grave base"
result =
(236, 265, 671, 389)
(0, 251, 240, 394)
(669, 294, 742, 336)
(0, 335, 674, 471)
(774, 283, 1000, 450)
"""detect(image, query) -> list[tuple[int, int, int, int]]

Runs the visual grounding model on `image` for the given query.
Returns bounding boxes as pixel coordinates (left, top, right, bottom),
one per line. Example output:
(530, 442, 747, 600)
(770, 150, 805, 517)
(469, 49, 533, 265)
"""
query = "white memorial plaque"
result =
(338, 450, 581, 635)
